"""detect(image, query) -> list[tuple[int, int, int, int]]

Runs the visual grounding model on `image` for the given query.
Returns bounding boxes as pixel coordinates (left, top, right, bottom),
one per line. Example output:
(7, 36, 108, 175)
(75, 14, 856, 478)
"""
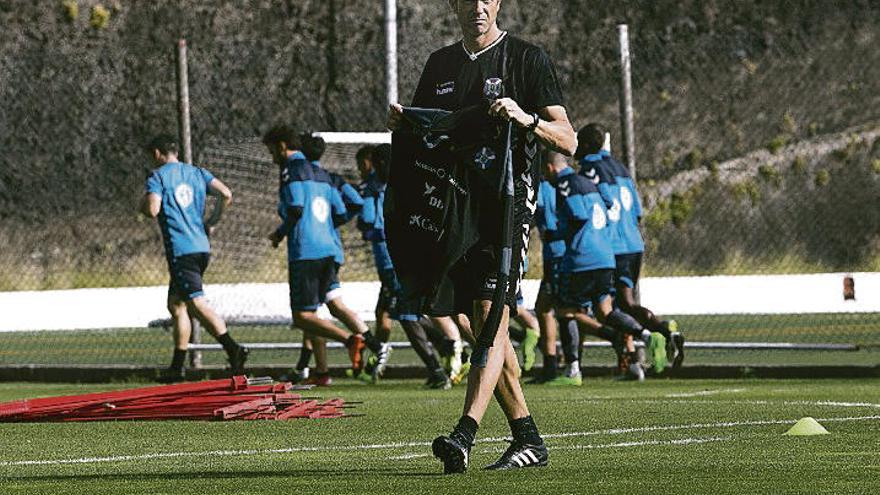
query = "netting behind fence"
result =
(1, 1, 879, 370)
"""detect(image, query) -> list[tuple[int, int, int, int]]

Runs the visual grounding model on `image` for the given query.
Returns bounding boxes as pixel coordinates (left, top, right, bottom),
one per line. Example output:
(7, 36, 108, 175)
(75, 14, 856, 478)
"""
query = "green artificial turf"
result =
(0, 378, 879, 494)
(1, 313, 878, 368)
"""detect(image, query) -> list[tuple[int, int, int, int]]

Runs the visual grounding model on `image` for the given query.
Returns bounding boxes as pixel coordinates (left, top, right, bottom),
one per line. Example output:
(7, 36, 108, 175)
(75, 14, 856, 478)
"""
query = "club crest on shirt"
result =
(608, 198, 622, 222)
(592, 203, 607, 229)
(474, 147, 496, 170)
(174, 184, 194, 208)
(311, 197, 330, 223)
(436, 81, 454, 96)
(620, 186, 634, 211)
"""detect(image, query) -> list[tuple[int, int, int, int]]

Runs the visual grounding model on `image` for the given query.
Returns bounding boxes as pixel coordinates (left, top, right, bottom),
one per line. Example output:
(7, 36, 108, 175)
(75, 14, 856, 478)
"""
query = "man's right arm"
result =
(387, 53, 434, 130)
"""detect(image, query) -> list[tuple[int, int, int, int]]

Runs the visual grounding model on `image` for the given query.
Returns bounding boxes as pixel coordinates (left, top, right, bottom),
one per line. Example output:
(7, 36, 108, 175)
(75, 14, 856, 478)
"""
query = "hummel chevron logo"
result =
(559, 180, 571, 197)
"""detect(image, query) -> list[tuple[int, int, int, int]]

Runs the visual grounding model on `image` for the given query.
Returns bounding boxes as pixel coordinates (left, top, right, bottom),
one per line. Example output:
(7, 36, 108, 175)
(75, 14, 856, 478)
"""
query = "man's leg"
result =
(282, 330, 313, 384)
(434, 301, 546, 473)
(461, 301, 519, 422)
(429, 315, 465, 382)
(375, 309, 392, 343)
(533, 291, 558, 383)
(616, 285, 684, 368)
(159, 294, 190, 383)
(399, 316, 450, 389)
(304, 334, 331, 386)
(292, 310, 364, 370)
(514, 305, 540, 372)
(595, 296, 664, 375)
(186, 296, 248, 375)
(327, 284, 390, 378)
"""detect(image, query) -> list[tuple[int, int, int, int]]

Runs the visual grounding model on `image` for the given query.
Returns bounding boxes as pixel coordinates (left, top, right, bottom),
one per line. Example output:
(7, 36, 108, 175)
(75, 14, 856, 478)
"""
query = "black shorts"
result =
(614, 252, 643, 289)
(168, 253, 210, 301)
(538, 256, 563, 302)
(558, 269, 616, 310)
(428, 170, 534, 317)
(288, 257, 340, 312)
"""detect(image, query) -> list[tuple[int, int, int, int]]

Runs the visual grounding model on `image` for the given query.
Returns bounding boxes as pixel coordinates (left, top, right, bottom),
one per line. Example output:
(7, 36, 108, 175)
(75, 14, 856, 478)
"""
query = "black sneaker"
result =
(432, 433, 470, 474)
(666, 321, 685, 369)
(484, 440, 548, 470)
(425, 369, 452, 390)
(157, 367, 185, 384)
(280, 367, 309, 384)
(229, 346, 249, 376)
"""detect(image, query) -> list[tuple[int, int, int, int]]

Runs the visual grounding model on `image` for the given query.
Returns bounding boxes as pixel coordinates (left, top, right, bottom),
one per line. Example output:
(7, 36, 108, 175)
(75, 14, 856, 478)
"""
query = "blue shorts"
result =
(614, 252, 643, 289)
(288, 257, 340, 312)
(168, 253, 209, 301)
(558, 269, 615, 310)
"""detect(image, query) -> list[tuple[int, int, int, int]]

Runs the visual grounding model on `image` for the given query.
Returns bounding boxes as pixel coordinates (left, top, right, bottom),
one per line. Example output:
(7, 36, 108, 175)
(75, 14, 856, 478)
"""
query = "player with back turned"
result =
(576, 123, 684, 370)
(140, 134, 248, 382)
(387, 0, 577, 473)
(263, 125, 390, 378)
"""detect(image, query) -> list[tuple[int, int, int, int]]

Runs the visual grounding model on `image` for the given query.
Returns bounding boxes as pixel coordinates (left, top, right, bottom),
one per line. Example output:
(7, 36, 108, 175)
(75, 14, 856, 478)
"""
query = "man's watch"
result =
(526, 112, 540, 131)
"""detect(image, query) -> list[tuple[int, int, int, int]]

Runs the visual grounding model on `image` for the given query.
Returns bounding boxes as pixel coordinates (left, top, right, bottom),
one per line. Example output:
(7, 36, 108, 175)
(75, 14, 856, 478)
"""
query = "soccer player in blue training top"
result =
(141, 134, 248, 383)
(263, 125, 389, 378)
(551, 150, 665, 381)
(284, 133, 390, 386)
(576, 123, 685, 371)
(540, 151, 638, 384)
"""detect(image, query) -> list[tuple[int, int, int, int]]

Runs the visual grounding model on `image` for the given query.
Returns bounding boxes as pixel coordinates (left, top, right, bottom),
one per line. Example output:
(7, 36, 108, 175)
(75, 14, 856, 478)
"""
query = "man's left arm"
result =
(140, 171, 162, 218)
(140, 193, 161, 218)
(489, 100, 577, 156)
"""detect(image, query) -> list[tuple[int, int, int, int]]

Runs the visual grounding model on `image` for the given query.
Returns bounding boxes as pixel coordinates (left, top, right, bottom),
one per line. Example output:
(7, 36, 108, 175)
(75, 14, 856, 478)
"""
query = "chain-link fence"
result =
(1, 1, 879, 370)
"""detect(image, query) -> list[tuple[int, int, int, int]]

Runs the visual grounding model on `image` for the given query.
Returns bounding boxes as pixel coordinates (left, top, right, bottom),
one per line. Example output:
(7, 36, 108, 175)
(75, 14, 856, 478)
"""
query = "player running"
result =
(140, 134, 248, 383)
(576, 124, 684, 370)
(263, 125, 389, 379)
(283, 133, 387, 385)
(551, 151, 662, 382)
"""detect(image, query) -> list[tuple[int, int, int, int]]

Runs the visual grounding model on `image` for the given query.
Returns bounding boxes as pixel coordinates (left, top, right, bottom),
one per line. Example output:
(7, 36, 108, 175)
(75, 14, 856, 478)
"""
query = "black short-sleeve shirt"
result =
(412, 32, 564, 113)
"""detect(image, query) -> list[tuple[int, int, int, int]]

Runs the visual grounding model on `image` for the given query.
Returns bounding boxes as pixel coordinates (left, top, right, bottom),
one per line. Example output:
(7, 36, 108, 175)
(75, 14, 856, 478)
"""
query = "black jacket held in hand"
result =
(385, 104, 508, 309)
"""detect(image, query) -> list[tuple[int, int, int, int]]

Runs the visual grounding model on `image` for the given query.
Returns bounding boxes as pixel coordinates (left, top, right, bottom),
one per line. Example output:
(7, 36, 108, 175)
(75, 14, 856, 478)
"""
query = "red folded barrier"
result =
(0, 377, 349, 422)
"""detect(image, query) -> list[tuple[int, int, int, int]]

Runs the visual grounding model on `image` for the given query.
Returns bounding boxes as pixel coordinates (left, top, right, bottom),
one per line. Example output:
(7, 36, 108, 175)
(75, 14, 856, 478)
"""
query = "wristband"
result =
(527, 112, 540, 131)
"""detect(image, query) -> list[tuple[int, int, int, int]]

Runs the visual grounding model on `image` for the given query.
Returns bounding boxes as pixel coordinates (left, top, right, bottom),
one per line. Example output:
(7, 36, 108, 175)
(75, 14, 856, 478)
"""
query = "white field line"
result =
(389, 436, 730, 461)
(1, 415, 878, 469)
(665, 388, 746, 398)
(561, 398, 880, 409)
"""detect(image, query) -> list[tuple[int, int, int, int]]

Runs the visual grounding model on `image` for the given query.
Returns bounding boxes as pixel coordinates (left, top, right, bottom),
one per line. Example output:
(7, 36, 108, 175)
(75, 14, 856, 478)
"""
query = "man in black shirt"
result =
(387, 0, 577, 473)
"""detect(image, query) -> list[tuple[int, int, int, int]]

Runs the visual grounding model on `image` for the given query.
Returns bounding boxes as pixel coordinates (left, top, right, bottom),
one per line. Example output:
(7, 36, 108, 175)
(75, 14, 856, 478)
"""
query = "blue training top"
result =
(144, 162, 214, 260)
(555, 167, 616, 273)
(315, 160, 364, 264)
(278, 152, 347, 262)
(579, 153, 625, 254)
(357, 171, 394, 272)
(601, 151, 644, 254)
(536, 179, 567, 262)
